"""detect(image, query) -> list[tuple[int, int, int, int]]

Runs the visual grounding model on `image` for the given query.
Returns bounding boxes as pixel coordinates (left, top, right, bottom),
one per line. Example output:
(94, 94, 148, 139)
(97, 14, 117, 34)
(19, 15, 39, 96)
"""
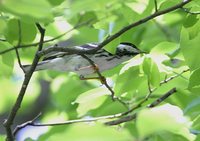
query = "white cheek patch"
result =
(120, 45, 139, 53)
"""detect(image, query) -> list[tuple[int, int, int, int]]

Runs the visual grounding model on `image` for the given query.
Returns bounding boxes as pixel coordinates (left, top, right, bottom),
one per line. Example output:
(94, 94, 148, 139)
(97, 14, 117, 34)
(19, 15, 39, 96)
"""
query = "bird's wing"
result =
(43, 43, 99, 61)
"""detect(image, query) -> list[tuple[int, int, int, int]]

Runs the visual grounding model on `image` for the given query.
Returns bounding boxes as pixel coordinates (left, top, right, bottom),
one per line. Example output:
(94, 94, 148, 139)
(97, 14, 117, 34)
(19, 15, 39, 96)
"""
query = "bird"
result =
(23, 42, 144, 76)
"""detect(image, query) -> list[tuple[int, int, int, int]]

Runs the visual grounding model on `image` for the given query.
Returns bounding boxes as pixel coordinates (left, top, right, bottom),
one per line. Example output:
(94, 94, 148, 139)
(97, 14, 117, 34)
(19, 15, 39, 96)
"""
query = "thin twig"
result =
(36, 0, 192, 57)
(80, 54, 128, 108)
(3, 23, 45, 141)
(13, 113, 42, 136)
(147, 79, 153, 93)
(14, 20, 25, 72)
(160, 69, 190, 85)
(17, 112, 126, 127)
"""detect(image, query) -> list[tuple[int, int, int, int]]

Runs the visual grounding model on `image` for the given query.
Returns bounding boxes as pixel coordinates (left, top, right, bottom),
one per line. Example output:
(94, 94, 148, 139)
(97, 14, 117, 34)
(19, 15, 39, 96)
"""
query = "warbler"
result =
(23, 42, 144, 76)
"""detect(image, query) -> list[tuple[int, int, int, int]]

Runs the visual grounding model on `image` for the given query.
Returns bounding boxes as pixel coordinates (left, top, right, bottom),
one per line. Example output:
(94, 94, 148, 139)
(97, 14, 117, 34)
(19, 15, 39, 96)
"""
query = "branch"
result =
(148, 87, 177, 108)
(3, 23, 45, 141)
(37, 0, 192, 56)
(105, 114, 136, 125)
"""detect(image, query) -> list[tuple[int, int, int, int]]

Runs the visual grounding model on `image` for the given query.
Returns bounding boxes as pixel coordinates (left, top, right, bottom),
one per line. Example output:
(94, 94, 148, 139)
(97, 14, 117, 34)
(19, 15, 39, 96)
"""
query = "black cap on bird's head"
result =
(116, 42, 145, 56)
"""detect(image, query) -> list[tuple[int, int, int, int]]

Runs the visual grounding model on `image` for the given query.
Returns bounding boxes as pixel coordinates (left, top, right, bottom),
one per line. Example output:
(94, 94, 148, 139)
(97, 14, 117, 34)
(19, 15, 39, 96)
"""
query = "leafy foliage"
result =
(0, 0, 200, 141)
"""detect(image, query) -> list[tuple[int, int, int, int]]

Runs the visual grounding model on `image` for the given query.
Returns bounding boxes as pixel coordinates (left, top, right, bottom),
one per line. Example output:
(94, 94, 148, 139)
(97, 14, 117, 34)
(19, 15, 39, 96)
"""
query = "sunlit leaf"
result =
(188, 68, 200, 93)
(103, 37, 120, 54)
(114, 66, 146, 97)
(180, 16, 200, 70)
(0, 0, 53, 22)
(137, 104, 196, 141)
(142, 57, 160, 87)
(4, 19, 37, 44)
(74, 87, 110, 117)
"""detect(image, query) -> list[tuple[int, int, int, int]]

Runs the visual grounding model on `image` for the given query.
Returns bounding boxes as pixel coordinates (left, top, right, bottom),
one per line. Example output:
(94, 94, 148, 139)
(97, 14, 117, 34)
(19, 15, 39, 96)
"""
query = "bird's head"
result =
(116, 42, 145, 56)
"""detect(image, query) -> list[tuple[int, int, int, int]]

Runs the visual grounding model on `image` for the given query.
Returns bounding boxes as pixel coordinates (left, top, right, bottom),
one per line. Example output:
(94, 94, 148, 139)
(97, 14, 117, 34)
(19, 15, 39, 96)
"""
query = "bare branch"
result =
(148, 87, 177, 108)
(3, 23, 45, 141)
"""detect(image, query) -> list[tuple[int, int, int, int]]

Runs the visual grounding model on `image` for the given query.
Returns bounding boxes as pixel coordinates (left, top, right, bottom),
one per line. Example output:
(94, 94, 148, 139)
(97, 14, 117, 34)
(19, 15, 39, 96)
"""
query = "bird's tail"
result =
(23, 61, 49, 73)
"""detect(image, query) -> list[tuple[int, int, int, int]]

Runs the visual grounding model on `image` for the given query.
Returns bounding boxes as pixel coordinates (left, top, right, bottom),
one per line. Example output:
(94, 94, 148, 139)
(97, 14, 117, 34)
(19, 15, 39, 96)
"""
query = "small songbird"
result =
(23, 42, 144, 76)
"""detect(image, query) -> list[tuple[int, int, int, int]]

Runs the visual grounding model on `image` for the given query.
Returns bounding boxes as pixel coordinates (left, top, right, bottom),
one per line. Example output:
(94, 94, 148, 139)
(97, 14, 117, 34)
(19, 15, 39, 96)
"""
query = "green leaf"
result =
(180, 20, 200, 70)
(5, 19, 37, 44)
(0, 0, 53, 22)
(159, 0, 182, 10)
(114, 66, 146, 97)
(74, 87, 110, 117)
(120, 3, 140, 24)
(188, 68, 200, 93)
(142, 57, 160, 87)
(137, 104, 196, 141)
(0, 42, 14, 77)
(183, 15, 200, 40)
